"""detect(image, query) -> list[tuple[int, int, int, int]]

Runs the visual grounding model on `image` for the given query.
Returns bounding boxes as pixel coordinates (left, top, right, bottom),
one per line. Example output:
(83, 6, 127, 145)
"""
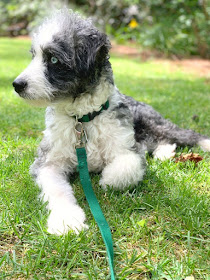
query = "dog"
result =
(13, 9, 210, 235)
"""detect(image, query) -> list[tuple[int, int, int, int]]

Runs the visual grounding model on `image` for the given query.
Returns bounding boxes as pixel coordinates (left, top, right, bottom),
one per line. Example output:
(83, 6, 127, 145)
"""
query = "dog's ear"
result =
(75, 31, 111, 75)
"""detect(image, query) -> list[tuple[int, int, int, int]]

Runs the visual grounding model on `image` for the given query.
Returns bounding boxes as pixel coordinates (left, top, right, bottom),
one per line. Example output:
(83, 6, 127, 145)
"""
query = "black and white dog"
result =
(13, 10, 210, 235)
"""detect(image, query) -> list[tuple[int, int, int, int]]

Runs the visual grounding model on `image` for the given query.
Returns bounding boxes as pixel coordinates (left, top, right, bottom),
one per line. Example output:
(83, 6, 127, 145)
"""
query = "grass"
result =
(0, 37, 209, 280)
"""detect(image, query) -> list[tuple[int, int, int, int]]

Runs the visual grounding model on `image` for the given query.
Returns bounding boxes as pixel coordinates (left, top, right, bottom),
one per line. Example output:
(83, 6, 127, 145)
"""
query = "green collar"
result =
(75, 100, 109, 122)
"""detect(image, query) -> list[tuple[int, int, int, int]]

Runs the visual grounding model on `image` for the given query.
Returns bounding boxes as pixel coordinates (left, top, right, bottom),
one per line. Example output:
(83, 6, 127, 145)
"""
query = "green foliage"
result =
(78, 0, 210, 58)
(114, 1, 209, 57)
(0, 0, 209, 57)
(0, 0, 75, 36)
(0, 0, 43, 36)
(0, 38, 210, 279)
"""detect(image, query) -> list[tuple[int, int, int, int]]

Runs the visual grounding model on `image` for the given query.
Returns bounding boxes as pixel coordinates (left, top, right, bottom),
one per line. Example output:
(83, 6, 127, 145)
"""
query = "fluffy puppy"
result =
(13, 10, 210, 235)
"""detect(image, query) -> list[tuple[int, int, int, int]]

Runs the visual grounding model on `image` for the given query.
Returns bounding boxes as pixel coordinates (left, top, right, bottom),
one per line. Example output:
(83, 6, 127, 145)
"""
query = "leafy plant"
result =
(0, 0, 209, 57)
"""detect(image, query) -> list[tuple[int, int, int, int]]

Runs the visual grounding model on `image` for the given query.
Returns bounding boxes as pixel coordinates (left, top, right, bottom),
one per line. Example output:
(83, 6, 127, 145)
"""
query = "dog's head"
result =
(13, 9, 112, 106)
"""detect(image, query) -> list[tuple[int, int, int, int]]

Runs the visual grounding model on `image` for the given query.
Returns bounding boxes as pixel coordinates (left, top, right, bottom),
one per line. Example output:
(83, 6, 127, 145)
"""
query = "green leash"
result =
(75, 121, 115, 280)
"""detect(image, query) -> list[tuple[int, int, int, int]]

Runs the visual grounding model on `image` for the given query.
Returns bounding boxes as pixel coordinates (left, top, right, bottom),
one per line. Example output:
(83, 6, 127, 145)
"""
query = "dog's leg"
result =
(36, 166, 87, 235)
(99, 151, 145, 190)
(123, 94, 210, 153)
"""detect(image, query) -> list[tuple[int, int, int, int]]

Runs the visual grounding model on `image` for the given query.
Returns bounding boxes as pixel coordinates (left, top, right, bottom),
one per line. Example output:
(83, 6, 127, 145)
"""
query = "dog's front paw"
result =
(100, 152, 145, 190)
(47, 204, 88, 235)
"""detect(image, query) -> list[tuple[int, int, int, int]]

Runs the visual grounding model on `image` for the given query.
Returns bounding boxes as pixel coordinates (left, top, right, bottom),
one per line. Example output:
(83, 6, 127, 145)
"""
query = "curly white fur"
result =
(31, 82, 145, 235)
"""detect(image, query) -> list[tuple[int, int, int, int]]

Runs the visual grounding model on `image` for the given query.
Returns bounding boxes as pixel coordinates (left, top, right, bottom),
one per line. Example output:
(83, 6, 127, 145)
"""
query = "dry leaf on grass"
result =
(175, 153, 203, 164)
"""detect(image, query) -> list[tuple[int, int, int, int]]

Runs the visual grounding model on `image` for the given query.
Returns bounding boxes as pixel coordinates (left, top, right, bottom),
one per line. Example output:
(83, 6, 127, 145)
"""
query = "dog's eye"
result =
(51, 56, 58, 64)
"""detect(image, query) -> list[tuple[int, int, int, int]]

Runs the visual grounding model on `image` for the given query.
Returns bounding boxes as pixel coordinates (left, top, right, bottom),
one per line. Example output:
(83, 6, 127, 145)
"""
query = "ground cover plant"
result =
(0, 38, 209, 279)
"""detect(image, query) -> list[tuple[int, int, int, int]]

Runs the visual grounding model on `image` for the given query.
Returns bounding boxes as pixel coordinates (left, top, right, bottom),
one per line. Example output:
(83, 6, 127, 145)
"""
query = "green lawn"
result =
(0, 38, 209, 280)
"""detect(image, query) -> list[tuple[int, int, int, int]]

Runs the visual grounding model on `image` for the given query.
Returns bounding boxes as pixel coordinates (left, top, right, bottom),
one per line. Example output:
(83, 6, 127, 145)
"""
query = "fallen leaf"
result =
(175, 153, 203, 164)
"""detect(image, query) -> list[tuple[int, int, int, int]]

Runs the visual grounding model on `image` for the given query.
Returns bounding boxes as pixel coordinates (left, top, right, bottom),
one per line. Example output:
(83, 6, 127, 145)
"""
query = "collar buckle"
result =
(75, 118, 88, 148)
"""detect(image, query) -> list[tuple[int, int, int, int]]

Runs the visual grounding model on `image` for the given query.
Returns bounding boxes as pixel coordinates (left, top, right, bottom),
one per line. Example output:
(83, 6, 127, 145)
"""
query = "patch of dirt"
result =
(171, 59, 210, 78)
(111, 41, 163, 60)
(12, 35, 31, 40)
(111, 42, 210, 78)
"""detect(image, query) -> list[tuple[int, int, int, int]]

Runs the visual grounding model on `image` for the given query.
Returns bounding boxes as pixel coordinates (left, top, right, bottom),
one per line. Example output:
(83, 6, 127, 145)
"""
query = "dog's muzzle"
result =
(13, 78, 28, 95)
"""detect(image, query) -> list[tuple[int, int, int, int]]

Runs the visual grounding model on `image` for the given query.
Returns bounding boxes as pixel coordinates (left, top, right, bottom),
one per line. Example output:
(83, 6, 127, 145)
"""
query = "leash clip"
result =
(75, 118, 88, 148)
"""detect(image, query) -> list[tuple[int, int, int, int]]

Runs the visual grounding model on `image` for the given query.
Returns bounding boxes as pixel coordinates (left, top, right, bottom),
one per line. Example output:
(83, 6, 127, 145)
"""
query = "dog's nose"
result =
(12, 79, 28, 94)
